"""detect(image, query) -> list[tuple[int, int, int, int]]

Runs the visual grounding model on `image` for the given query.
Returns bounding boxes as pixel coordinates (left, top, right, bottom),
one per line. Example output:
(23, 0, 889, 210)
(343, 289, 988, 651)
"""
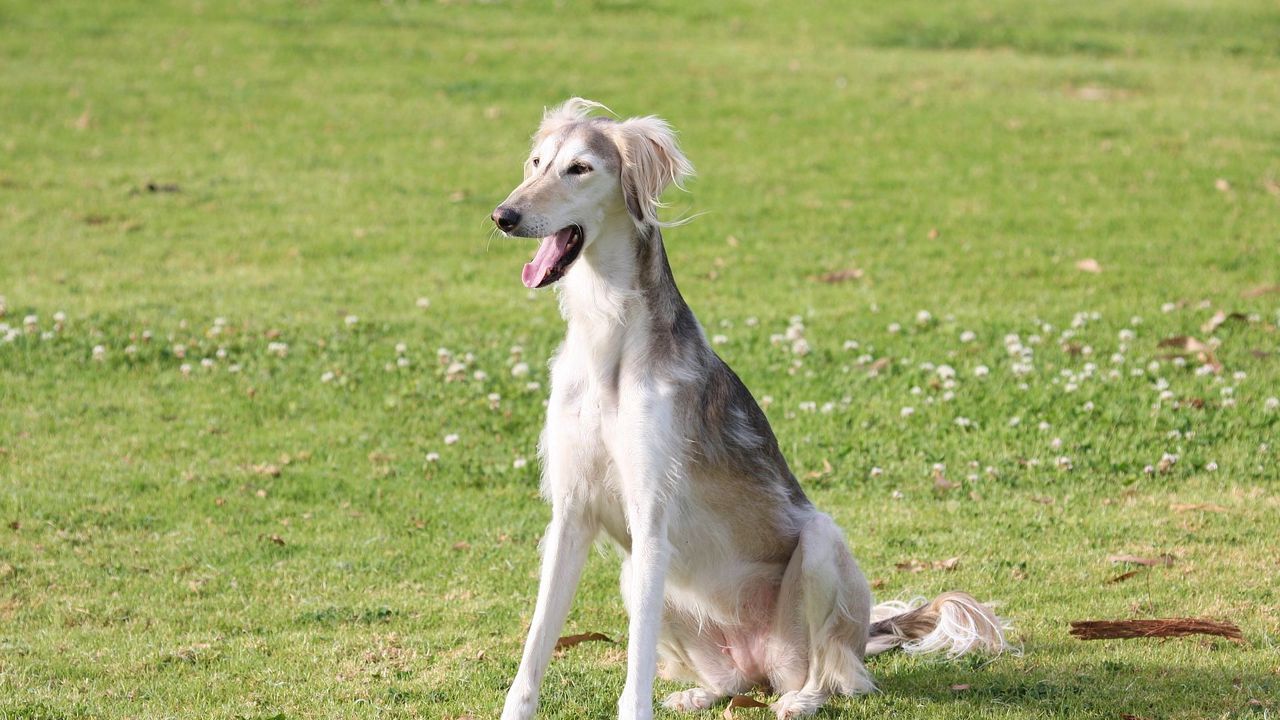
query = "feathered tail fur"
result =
(865, 591, 1011, 657)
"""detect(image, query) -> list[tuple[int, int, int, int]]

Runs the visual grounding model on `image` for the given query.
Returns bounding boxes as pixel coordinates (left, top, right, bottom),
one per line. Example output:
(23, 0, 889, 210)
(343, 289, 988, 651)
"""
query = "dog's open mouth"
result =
(521, 225, 584, 289)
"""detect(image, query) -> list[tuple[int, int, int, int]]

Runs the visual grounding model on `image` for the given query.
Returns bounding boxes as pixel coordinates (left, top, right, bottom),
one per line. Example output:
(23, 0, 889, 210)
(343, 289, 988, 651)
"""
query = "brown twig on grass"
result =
(1069, 618, 1243, 643)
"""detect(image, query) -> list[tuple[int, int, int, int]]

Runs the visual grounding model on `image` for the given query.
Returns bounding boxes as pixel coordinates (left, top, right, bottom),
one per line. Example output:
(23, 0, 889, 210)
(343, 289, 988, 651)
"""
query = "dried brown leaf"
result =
(723, 695, 768, 719)
(950, 684, 971, 691)
(251, 463, 282, 478)
(866, 357, 892, 374)
(1107, 554, 1174, 567)
(1201, 311, 1247, 334)
(1075, 258, 1103, 274)
(1107, 570, 1142, 584)
(1069, 618, 1243, 642)
(1170, 503, 1228, 513)
(812, 268, 864, 284)
(1243, 284, 1280, 298)
(554, 632, 614, 651)
(804, 458, 834, 480)
(1157, 336, 1209, 354)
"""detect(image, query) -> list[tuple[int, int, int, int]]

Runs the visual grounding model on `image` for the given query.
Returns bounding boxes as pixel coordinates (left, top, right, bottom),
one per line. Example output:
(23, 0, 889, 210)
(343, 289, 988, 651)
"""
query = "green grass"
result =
(2, 1, 1279, 718)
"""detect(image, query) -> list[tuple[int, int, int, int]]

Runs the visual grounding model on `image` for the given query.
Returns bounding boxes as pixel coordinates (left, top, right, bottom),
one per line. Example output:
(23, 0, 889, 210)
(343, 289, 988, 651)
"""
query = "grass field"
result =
(2, 1, 1280, 718)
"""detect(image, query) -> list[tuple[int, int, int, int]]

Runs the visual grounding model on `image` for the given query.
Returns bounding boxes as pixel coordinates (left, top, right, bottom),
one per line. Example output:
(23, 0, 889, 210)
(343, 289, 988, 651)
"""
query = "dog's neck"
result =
(557, 214, 700, 374)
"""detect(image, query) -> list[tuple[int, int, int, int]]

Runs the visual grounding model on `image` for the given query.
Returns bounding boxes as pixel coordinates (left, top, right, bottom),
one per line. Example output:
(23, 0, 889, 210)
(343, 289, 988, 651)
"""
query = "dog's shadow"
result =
(810, 638, 1275, 718)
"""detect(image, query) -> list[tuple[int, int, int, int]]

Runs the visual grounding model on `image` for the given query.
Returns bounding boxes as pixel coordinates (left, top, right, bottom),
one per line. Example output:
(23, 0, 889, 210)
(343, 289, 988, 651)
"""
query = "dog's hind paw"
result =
(662, 687, 718, 712)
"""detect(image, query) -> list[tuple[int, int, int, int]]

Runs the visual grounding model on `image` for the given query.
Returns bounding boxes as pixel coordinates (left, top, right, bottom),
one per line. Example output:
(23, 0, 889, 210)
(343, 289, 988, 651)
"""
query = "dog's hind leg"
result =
(767, 513, 875, 719)
(657, 611, 754, 712)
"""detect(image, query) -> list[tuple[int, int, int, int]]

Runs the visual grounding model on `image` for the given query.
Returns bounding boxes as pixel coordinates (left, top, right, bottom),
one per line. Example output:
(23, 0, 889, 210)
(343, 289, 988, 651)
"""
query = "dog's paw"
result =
(662, 687, 718, 712)
(770, 690, 825, 720)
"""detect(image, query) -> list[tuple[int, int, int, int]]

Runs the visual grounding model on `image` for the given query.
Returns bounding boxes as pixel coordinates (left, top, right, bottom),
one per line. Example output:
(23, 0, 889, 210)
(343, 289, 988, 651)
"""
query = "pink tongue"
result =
(521, 228, 572, 288)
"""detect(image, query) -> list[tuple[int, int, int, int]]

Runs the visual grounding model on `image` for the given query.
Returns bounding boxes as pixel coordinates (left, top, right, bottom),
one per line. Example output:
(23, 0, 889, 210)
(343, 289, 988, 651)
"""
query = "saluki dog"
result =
(490, 99, 1009, 720)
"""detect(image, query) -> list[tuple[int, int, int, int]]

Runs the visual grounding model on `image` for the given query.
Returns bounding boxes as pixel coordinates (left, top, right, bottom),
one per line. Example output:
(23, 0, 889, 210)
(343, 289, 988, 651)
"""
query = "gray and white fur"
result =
(490, 98, 1010, 720)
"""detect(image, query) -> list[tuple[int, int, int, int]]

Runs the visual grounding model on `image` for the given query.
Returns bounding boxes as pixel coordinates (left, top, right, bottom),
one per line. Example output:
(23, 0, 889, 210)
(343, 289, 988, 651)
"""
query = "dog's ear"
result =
(613, 116, 695, 226)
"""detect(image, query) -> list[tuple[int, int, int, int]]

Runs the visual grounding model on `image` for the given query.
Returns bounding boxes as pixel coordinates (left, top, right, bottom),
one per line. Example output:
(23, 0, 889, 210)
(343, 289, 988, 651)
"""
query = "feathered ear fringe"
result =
(610, 116, 695, 227)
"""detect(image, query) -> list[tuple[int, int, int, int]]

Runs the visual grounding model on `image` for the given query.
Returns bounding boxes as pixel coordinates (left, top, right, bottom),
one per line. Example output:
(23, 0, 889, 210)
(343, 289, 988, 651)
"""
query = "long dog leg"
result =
(501, 509, 595, 720)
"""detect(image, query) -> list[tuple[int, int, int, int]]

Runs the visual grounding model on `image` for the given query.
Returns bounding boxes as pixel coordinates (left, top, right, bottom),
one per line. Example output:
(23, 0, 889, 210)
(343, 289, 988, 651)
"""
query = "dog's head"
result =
(491, 98, 694, 288)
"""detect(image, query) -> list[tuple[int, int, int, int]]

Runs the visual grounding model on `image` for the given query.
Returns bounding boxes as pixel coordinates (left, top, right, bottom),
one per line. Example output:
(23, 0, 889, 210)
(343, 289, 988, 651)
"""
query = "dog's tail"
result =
(865, 591, 1011, 658)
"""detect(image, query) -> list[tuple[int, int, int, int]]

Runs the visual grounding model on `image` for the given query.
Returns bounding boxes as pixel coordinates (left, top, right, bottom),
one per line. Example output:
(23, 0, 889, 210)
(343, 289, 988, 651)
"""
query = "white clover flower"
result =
(40, 331, 53, 341)
(712, 334, 728, 345)
(972, 364, 990, 378)
(22, 314, 37, 331)
(513, 457, 528, 469)
(1012, 361, 1034, 376)
(416, 297, 431, 309)
(1265, 397, 1280, 412)
(900, 407, 915, 418)
(890, 489, 904, 499)
(216, 347, 228, 359)
(488, 392, 501, 410)
(395, 342, 407, 355)
(200, 358, 215, 369)
(425, 452, 439, 462)
(1232, 371, 1246, 381)
(745, 316, 759, 327)
(842, 339, 860, 351)
(1008, 416, 1021, 427)
(1083, 401, 1095, 412)
(511, 362, 530, 378)
(887, 322, 901, 334)
(344, 314, 359, 326)
(52, 311, 66, 324)
(959, 330, 976, 343)
(268, 341, 288, 357)
(770, 333, 786, 345)
(320, 371, 335, 383)
(473, 370, 488, 382)
(791, 338, 810, 356)
(228, 364, 241, 373)
(785, 324, 805, 341)
(915, 310, 932, 325)
(870, 467, 884, 478)
(92, 345, 106, 361)
(1038, 421, 1051, 431)
(125, 344, 138, 356)
(444, 433, 459, 445)
(936, 364, 956, 380)
(1056, 456, 1073, 470)
(180, 363, 192, 375)
(941, 391, 955, 402)
(397, 357, 410, 368)
(954, 416, 972, 428)
(1205, 461, 1218, 472)
(798, 401, 817, 413)
(820, 402, 835, 414)
(1111, 353, 1125, 365)
(1160, 302, 1176, 313)
(173, 343, 187, 359)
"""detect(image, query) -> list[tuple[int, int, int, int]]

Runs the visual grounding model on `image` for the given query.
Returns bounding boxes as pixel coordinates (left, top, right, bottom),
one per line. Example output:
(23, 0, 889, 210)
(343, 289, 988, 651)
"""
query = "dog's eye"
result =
(567, 162, 592, 176)
(531, 157, 540, 168)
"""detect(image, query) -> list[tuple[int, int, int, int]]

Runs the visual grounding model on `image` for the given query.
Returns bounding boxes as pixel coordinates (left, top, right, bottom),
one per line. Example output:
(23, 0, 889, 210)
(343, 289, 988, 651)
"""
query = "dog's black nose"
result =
(492, 206, 522, 232)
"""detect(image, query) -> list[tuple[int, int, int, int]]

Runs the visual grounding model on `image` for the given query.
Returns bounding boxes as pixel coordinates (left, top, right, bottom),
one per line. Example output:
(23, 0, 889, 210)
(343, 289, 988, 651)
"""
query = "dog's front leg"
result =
(617, 501, 670, 720)
(616, 399, 679, 720)
(501, 505, 594, 720)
